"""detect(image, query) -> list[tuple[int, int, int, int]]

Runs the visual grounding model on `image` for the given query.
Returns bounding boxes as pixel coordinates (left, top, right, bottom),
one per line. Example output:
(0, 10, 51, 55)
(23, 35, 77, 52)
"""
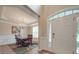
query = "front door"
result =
(51, 15, 75, 53)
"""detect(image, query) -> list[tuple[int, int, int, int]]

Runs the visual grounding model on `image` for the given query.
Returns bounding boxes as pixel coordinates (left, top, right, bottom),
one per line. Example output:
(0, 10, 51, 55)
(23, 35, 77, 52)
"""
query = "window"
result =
(73, 10, 79, 14)
(48, 22, 52, 47)
(53, 14, 58, 19)
(65, 10, 72, 16)
(49, 16, 54, 20)
(58, 12, 64, 17)
(49, 23, 51, 42)
(32, 26, 38, 38)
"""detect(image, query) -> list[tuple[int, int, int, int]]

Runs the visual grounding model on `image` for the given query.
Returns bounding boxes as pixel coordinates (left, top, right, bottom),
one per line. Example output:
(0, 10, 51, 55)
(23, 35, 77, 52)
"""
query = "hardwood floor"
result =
(0, 45, 15, 54)
(0, 44, 54, 54)
(0, 44, 39, 54)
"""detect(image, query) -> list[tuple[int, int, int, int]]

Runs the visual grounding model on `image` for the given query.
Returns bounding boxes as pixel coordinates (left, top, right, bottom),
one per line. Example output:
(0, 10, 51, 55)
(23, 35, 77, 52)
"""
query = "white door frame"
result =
(51, 14, 76, 53)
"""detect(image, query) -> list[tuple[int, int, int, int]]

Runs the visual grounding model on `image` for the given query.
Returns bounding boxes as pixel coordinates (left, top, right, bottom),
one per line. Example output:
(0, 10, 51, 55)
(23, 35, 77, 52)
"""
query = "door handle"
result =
(52, 33, 55, 38)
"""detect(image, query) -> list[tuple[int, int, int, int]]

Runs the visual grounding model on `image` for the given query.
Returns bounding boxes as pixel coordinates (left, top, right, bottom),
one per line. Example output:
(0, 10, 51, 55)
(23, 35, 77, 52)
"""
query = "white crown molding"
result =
(0, 6, 18, 26)
(0, 17, 18, 26)
(0, 6, 38, 26)
(0, 6, 23, 26)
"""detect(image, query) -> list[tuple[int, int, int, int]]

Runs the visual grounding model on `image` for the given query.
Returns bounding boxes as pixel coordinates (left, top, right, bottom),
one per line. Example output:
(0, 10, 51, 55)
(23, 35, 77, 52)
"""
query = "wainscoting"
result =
(0, 34, 16, 45)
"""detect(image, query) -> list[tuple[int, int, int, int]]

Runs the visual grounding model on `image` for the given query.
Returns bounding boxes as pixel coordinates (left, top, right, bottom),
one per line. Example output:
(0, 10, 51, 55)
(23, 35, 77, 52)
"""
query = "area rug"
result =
(13, 47, 30, 54)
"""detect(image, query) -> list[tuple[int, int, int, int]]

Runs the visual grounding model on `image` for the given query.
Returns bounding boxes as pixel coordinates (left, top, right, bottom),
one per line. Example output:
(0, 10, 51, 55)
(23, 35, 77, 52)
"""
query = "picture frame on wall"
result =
(11, 26, 20, 34)
(12, 26, 17, 34)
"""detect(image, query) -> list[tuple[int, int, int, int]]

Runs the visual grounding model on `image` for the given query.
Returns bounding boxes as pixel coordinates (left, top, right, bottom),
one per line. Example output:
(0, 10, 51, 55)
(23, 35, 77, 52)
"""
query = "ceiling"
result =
(0, 5, 39, 26)
(27, 5, 41, 16)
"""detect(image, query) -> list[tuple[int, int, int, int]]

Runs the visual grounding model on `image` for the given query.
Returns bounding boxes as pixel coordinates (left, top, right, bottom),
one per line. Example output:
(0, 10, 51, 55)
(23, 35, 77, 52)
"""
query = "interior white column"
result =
(39, 6, 49, 50)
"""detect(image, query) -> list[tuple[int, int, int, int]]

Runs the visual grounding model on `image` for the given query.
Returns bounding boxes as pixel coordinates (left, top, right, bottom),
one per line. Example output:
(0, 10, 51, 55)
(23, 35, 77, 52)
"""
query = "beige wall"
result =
(0, 20, 30, 36)
(27, 26, 32, 35)
(0, 21, 15, 45)
(0, 21, 29, 45)
(0, 21, 12, 34)
(0, 6, 3, 17)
